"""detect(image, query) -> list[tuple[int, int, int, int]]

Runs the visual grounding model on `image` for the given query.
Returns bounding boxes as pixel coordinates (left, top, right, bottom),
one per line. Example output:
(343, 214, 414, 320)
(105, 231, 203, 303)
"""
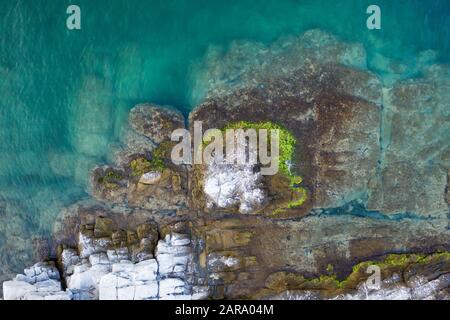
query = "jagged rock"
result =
(2, 262, 71, 300)
(3, 220, 207, 300)
(97, 232, 203, 300)
(53, 201, 164, 250)
(190, 29, 449, 221)
(86, 102, 189, 210)
(156, 233, 192, 278)
(78, 228, 112, 259)
(60, 248, 80, 276)
(67, 263, 110, 300)
(99, 259, 158, 300)
(204, 161, 267, 214)
(129, 103, 185, 144)
(159, 278, 189, 300)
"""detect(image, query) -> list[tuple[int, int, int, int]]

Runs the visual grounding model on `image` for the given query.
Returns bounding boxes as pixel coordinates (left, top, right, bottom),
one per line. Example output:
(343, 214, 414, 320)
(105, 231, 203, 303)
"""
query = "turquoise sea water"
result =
(0, 0, 449, 275)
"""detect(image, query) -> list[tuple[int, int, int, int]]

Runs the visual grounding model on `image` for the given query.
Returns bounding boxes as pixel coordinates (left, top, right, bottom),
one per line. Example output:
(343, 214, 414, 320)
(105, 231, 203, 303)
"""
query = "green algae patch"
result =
(130, 156, 165, 177)
(262, 251, 450, 298)
(152, 140, 177, 160)
(129, 142, 173, 177)
(97, 169, 124, 190)
(222, 121, 308, 214)
(223, 121, 295, 176)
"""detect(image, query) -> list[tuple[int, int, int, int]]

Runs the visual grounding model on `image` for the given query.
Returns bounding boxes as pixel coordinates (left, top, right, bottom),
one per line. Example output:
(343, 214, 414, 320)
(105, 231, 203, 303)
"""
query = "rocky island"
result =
(2, 30, 449, 300)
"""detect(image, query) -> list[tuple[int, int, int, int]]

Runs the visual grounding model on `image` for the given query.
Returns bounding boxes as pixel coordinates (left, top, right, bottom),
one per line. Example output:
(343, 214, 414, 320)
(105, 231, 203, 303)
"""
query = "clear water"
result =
(0, 0, 449, 275)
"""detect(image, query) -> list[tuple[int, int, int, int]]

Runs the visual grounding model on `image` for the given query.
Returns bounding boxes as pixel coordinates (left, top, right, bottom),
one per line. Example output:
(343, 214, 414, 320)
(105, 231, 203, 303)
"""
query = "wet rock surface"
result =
(265, 253, 450, 300)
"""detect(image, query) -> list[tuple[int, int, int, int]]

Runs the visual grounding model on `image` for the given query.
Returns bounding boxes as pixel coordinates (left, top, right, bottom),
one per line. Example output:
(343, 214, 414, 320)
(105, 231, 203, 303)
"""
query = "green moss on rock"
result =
(263, 251, 450, 298)
(130, 156, 165, 177)
(97, 170, 123, 190)
(224, 121, 295, 176)
(221, 121, 308, 213)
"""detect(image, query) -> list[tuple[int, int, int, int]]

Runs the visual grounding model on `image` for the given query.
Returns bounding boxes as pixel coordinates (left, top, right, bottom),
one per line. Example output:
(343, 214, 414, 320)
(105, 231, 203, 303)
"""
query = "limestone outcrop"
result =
(3, 215, 207, 300)
(2, 262, 71, 300)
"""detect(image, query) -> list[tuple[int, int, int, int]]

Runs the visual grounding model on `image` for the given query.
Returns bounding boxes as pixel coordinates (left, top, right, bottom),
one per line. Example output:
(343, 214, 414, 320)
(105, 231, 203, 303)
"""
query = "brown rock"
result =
(111, 230, 127, 248)
(94, 217, 115, 238)
(126, 231, 139, 245)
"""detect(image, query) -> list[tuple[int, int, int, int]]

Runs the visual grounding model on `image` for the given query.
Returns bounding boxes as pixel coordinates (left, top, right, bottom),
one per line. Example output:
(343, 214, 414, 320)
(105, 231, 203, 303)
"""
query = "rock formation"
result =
(2, 30, 449, 300)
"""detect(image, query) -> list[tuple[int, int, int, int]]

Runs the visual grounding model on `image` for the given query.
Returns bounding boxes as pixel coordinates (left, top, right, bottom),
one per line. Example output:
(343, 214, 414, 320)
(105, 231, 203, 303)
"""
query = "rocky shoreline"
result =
(2, 30, 449, 300)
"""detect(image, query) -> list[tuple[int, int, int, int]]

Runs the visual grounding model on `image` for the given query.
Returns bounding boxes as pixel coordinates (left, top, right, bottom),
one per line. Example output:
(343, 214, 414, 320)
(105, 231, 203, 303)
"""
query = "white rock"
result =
(156, 236, 191, 256)
(78, 232, 111, 259)
(170, 233, 191, 246)
(61, 248, 80, 274)
(112, 260, 135, 273)
(139, 171, 162, 185)
(157, 253, 188, 276)
(159, 278, 187, 299)
(134, 259, 158, 281)
(204, 161, 266, 214)
(135, 283, 158, 300)
(66, 263, 110, 300)
(89, 252, 110, 266)
(98, 259, 159, 300)
(2, 262, 71, 301)
(3, 280, 35, 300)
(155, 234, 191, 278)
(3, 232, 207, 301)
(118, 286, 136, 300)
(35, 279, 61, 292)
(45, 292, 73, 300)
(107, 247, 130, 263)
(98, 274, 117, 300)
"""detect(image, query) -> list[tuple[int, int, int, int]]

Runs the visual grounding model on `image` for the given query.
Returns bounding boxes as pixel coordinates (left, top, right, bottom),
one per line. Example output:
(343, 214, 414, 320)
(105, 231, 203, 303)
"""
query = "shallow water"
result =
(0, 0, 449, 277)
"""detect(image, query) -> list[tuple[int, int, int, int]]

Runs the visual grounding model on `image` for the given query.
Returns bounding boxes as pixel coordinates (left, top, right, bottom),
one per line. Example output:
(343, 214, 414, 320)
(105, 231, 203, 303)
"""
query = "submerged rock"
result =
(367, 64, 450, 217)
(129, 103, 185, 144)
